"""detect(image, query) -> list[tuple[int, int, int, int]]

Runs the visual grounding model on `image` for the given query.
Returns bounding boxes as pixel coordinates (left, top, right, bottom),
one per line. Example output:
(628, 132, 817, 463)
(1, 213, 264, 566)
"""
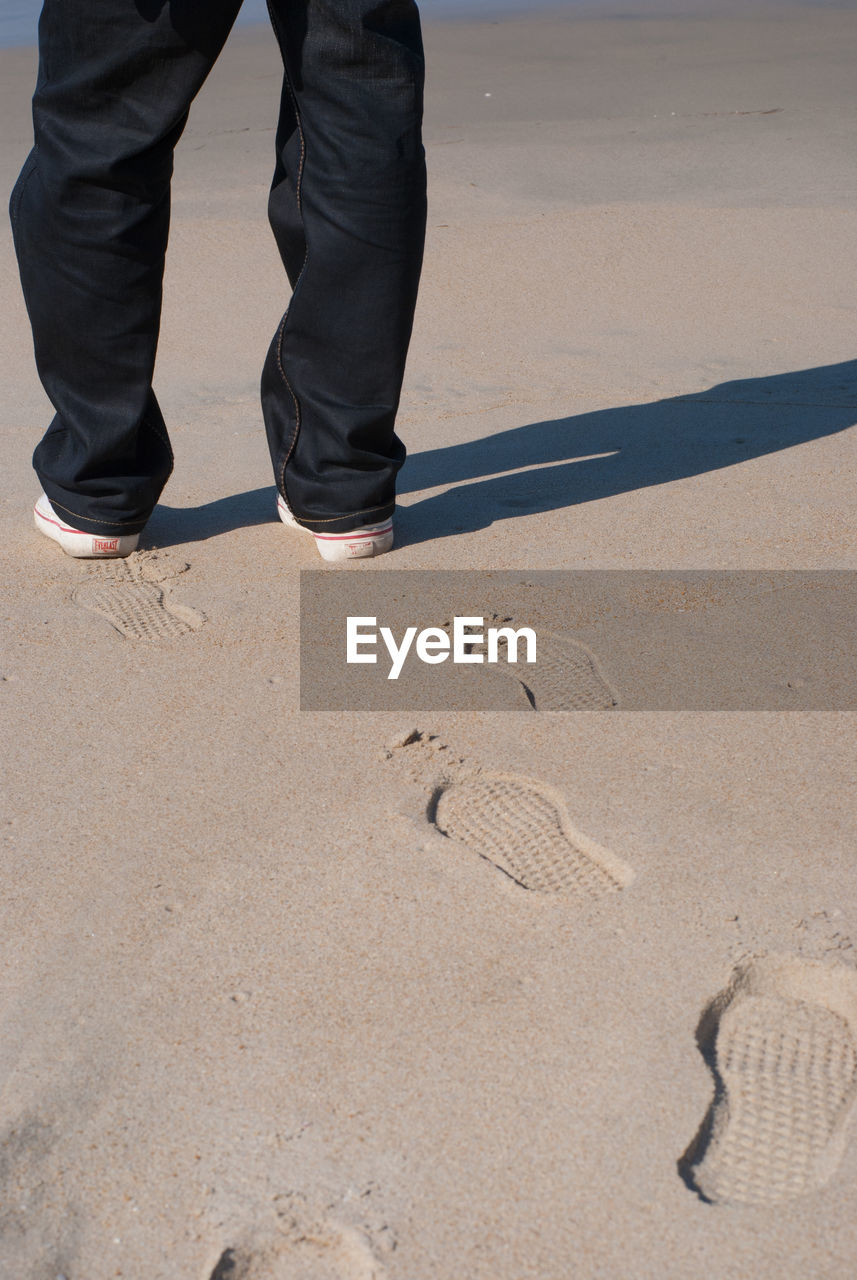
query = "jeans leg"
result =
(10, 0, 242, 537)
(263, 0, 427, 533)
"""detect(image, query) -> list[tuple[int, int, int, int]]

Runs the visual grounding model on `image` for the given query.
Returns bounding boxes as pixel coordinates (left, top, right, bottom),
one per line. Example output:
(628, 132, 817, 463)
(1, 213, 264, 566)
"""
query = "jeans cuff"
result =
(283, 498, 396, 535)
(42, 491, 151, 538)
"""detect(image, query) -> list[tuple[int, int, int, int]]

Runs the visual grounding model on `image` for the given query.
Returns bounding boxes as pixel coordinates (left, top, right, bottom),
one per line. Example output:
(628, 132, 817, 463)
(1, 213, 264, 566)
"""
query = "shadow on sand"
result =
(148, 360, 857, 549)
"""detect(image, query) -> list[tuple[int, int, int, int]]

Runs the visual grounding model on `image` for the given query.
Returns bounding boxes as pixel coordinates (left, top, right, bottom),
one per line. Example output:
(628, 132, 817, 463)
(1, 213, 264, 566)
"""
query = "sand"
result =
(2, 6, 857, 1277)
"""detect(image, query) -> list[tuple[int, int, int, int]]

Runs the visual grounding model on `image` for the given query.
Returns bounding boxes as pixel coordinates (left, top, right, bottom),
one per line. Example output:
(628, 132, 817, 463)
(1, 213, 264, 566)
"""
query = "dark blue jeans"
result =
(10, 0, 426, 537)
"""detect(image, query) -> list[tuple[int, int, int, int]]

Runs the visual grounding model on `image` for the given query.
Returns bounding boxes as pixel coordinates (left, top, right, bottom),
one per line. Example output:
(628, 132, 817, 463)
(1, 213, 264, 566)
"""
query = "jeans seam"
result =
(48, 497, 144, 528)
(267, 3, 308, 514)
(9, 150, 38, 232)
(297, 503, 394, 527)
(143, 411, 174, 463)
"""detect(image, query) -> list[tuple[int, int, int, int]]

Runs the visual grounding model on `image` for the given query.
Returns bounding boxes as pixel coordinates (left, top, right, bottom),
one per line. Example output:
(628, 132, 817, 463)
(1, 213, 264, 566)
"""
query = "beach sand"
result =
(2, 7, 857, 1277)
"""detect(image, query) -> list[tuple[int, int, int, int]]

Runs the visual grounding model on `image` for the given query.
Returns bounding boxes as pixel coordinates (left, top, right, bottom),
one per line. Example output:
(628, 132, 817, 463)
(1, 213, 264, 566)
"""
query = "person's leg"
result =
(10, 0, 242, 538)
(263, 0, 427, 536)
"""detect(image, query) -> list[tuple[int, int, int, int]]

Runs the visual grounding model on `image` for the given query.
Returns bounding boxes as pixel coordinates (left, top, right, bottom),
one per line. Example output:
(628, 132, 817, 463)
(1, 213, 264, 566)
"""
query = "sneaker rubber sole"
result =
(276, 494, 393, 562)
(34, 493, 139, 558)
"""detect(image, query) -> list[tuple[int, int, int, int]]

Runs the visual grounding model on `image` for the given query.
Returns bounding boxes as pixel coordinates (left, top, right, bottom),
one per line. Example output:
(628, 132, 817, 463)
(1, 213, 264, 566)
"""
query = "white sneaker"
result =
(34, 492, 140, 558)
(276, 493, 393, 562)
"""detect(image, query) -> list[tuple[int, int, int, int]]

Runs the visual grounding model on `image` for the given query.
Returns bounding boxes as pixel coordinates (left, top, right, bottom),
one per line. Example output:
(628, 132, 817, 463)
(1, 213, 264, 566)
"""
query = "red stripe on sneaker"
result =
(314, 525, 392, 542)
(34, 505, 82, 535)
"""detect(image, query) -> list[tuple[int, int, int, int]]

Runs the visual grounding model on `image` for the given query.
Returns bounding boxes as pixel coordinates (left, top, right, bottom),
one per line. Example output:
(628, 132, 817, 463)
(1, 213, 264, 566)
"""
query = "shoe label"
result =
(93, 538, 121, 553)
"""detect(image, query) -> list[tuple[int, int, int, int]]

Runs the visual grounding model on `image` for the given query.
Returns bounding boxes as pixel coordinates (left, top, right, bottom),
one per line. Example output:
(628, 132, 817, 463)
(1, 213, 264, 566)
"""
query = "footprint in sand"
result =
(683, 954, 857, 1205)
(209, 1192, 390, 1280)
(457, 616, 618, 711)
(504, 628, 617, 712)
(432, 773, 633, 896)
(72, 553, 204, 641)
